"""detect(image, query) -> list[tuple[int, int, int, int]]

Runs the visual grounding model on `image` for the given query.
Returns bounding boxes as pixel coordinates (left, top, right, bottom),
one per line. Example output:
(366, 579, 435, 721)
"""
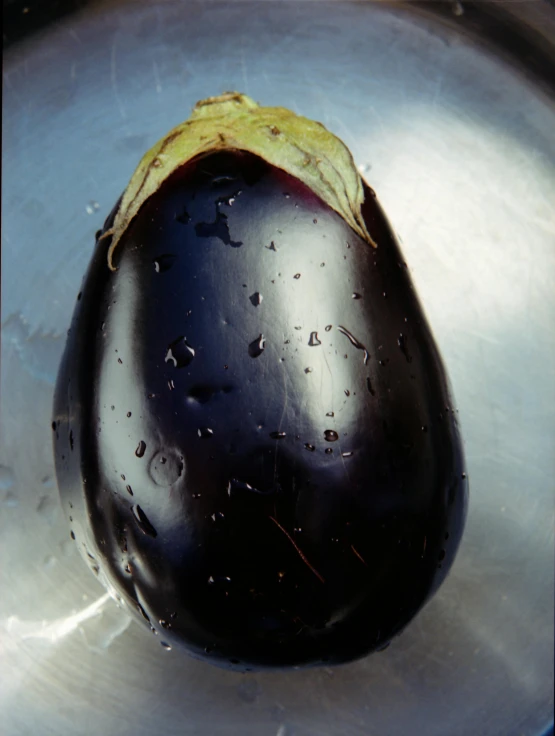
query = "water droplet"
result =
(325, 325, 332, 332)
(176, 206, 190, 224)
(249, 292, 263, 307)
(266, 241, 277, 251)
(320, 262, 325, 267)
(397, 334, 412, 363)
(344, 389, 350, 397)
(337, 325, 369, 364)
(148, 450, 184, 486)
(366, 377, 375, 396)
(217, 190, 242, 207)
(165, 336, 195, 368)
(195, 203, 243, 248)
(228, 478, 261, 495)
(461, 473, 467, 480)
(325, 448, 333, 455)
(153, 254, 177, 273)
(126, 411, 132, 418)
(70, 530, 76, 540)
(77, 291, 82, 301)
(131, 504, 157, 537)
(85, 200, 100, 215)
(313, 218, 318, 224)
(422, 425, 428, 433)
(352, 292, 362, 300)
(137, 603, 150, 622)
(326, 411, 334, 417)
(341, 451, 353, 458)
(304, 367, 313, 374)
(270, 431, 286, 440)
(248, 334, 266, 358)
(294, 326, 302, 331)
(304, 443, 315, 452)
(135, 440, 146, 458)
(308, 331, 321, 347)
(293, 273, 301, 280)
(452, 1, 464, 16)
(324, 430, 339, 442)
(160, 641, 172, 650)
(198, 427, 214, 439)
(126, 485, 133, 496)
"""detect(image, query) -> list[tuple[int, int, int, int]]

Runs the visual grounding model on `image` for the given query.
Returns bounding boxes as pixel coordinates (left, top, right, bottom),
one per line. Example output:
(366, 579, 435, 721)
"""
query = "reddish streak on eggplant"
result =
(350, 544, 368, 567)
(269, 516, 325, 584)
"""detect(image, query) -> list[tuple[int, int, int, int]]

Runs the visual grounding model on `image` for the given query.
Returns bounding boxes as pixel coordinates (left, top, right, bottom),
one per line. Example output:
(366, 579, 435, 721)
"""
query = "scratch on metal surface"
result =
(68, 28, 83, 45)
(460, 327, 500, 346)
(365, 105, 387, 139)
(327, 113, 359, 150)
(110, 38, 127, 120)
(152, 60, 162, 94)
(432, 74, 444, 109)
(240, 47, 250, 95)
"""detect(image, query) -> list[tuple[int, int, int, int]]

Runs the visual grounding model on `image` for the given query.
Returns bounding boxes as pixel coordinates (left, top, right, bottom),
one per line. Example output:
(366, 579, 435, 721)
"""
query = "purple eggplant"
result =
(53, 93, 467, 671)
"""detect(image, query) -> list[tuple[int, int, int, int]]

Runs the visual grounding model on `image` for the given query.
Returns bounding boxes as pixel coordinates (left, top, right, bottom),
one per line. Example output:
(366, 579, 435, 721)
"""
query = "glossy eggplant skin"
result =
(53, 150, 467, 671)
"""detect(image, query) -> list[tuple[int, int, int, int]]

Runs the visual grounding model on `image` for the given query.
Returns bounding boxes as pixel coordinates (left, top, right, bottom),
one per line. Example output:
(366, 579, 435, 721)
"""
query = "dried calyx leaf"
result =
(103, 91, 377, 270)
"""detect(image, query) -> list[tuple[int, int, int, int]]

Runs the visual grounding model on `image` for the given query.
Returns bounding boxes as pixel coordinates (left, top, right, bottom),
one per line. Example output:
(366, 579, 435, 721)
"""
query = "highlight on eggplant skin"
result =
(53, 95, 467, 672)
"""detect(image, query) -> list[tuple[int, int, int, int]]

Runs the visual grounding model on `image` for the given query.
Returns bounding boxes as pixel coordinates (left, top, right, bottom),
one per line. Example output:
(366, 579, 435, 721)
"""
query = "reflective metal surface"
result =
(2, 1, 554, 734)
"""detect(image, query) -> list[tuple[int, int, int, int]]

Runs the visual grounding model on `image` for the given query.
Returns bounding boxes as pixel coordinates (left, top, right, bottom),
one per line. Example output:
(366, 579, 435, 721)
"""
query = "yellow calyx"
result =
(103, 91, 376, 270)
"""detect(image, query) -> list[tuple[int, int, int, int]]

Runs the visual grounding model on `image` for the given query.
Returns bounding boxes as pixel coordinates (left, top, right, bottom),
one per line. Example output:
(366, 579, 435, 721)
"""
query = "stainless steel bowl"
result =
(2, 1, 554, 734)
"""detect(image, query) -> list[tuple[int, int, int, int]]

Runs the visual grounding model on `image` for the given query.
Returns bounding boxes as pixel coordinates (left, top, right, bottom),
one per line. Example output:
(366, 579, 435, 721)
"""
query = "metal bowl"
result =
(2, 1, 554, 734)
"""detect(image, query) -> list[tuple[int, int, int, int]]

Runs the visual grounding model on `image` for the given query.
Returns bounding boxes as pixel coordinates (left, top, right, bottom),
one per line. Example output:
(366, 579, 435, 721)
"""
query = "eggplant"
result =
(53, 93, 467, 671)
